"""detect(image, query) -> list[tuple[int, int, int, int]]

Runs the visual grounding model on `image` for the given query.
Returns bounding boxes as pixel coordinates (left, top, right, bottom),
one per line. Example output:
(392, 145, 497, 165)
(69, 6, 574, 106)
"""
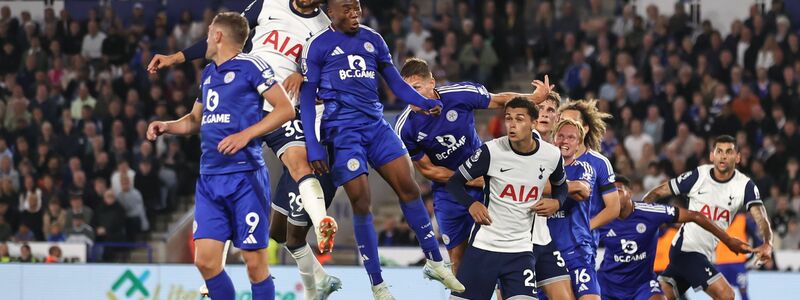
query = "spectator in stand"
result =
(13, 223, 34, 242)
(65, 214, 94, 246)
(42, 200, 65, 240)
(623, 119, 653, 162)
(135, 159, 160, 219)
(45, 245, 61, 263)
(65, 193, 92, 228)
(110, 160, 135, 195)
(458, 33, 498, 85)
(773, 196, 797, 239)
(18, 175, 41, 240)
(782, 218, 800, 250)
(0, 215, 10, 241)
(377, 216, 415, 247)
(0, 242, 10, 262)
(16, 243, 37, 263)
(47, 223, 65, 242)
(117, 175, 147, 239)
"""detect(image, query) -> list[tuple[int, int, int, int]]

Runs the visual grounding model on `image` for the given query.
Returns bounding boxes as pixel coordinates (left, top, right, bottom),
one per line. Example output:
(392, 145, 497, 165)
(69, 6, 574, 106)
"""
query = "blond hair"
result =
(552, 118, 585, 142)
(558, 99, 612, 151)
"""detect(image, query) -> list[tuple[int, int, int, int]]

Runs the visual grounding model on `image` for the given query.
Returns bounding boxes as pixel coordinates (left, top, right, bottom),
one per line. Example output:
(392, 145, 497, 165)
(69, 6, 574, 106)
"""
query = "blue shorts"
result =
(565, 255, 601, 298)
(659, 249, 723, 294)
(599, 276, 663, 300)
(432, 187, 481, 250)
(194, 167, 271, 250)
(533, 241, 570, 288)
(271, 166, 337, 227)
(263, 109, 305, 158)
(322, 119, 408, 187)
(451, 246, 536, 300)
(716, 262, 747, 289)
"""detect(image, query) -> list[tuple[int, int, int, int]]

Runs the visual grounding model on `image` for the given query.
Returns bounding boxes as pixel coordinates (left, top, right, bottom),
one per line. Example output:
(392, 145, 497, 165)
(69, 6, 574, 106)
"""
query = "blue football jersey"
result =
(395, 82, 490, 169)
(597, 203, 678, 287)
(302, 25, 392, 128)
(548, 160, 596, 259)
(577, 150, 617, 248)
(197, 53, 277, 175)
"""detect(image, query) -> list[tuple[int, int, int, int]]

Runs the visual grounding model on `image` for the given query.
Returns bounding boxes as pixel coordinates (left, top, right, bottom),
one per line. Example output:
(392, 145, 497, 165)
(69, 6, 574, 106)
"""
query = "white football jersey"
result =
(243, 0, 330, 109)
(669, 164, 762, 260)
(457, 136, 566, 253)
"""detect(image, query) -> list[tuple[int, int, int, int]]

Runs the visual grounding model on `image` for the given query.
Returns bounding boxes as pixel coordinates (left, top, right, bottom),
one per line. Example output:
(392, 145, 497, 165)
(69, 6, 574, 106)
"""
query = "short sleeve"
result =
(577, 161, 595, 184)
(594, 154, 617, 195)
(394, 108, 422, 161)
(241, 0, 263, 28)
(743, 180, 763, 210)
(373, 31, 393, 64)
(465, 83, 491, 110)
(635, 203, 679, 224)
(458, 144, 490, 181)
(669, 168, 700, 196)
(239, 55, 277, 94)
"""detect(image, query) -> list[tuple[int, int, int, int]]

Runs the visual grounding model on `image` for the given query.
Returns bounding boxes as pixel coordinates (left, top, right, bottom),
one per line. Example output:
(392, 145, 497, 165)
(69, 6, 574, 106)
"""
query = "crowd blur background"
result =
(0, 0, 799, 264)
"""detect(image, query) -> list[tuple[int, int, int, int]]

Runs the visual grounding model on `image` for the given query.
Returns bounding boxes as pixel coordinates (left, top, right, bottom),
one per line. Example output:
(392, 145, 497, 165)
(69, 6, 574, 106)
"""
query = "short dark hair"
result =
(400, 58, 432, 79)
(505, 97, 539, 119)
(615, 175, 631, 187)
(712, 135, 737, 151)
(212, 12, 249, 46)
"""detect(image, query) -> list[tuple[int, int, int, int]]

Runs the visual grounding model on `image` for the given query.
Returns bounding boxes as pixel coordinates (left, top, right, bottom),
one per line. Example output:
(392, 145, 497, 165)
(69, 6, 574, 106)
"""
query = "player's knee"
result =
(351, 199, 372, 215)
(718, 286, 735, 300)
(396, 181, 421, 202)
(194, 257, 222, 278)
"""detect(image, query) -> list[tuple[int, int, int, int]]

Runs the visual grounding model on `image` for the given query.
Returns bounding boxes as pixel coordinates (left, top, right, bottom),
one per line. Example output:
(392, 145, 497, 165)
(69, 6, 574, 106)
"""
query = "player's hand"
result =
(147, 121, 168, 141)
(147, 53, 181, 73)
(426, 105, 442, 117)
(753, 243, 773, 266)
(283, 72, 303, 99)
(469, 201, 492, 225)
(722, 237, 754, 255)
(532, 198, 560, 217)
(218, 131, 252, 155)
(310, 160, 330, 175)
(531, 75, 555, 104)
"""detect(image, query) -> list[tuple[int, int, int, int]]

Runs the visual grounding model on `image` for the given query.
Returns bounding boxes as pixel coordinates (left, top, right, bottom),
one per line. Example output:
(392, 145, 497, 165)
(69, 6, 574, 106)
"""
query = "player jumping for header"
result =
(147, 1, 341, 298)
(395, 58, 553, 273)
(300, 0, 462, 298)
(446, 98, 569, 300)
(146, 12, 295, 300)
(642, 135, 773, 300)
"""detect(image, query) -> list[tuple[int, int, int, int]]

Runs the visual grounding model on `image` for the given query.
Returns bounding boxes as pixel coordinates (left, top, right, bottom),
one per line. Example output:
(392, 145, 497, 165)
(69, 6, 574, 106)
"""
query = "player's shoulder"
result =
(306, 26, 334, 48)
(393, 105, 415, 134)
(634, 202, 677, 217)
(537, 139, 561, 157)
(573, 160, 596, 176)
(233, 53, 272, 72)
(437, 81, 489, 97)
(359, 24, 382, 38)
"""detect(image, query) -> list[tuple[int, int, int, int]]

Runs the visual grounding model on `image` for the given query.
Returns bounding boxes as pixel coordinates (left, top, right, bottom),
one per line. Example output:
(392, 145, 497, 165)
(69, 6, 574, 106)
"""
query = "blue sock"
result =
(205, 270, 235, 300)
(400, 198, 443, 261)
(252, 276, 275, 300)
(353, 213, 383, 285)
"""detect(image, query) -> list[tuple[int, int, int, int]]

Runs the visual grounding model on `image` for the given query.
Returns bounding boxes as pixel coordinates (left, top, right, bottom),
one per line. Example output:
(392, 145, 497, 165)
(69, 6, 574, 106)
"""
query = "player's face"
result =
(403, 75, 436, 99)
(536, 100, 558, 134)
(294, 0, 322, 9)
(615, 182, 632, 212)
(504, 107, 534, 143)
(710, 142, 740, 173)
(329, 0, 362, 33)
(554, 124, 581, 159)
(205, 23, 220, 59)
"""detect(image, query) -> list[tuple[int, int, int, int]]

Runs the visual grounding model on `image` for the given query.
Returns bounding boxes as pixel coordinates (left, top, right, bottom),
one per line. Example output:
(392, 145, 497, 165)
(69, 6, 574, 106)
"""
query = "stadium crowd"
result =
(0, 0, 798, 264)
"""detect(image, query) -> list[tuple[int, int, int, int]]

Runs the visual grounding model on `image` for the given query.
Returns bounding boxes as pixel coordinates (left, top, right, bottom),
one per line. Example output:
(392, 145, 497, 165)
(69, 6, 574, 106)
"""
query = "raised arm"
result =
(380, 64, 442, 111)
(677, 207, 752, 254)
(487, 75, 553, 108)
(642, 182, 673, 203)
(147, 101, 204, 140)
(147, 0, 263, 72)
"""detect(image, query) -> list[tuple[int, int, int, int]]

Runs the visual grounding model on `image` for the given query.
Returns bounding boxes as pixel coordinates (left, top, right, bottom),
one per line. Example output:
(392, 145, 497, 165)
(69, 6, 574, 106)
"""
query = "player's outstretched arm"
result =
(749, 204, 774, 265)
(147, 102, 204, 140)
(487, 75, 554, 108)
(678, 207, 753, 254)
(217, 85, 295, 155)
(379, 63, 442, 112)
(642, 181, 673, 203)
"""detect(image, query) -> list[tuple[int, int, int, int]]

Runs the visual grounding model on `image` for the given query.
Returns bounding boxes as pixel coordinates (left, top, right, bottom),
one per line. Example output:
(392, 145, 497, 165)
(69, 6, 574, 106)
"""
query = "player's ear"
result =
(735, 152, 741, 164)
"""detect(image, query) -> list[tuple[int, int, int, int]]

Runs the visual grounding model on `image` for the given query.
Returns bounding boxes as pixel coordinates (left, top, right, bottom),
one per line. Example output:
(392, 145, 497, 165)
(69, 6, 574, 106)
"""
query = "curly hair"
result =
(558, 99, 612, 151)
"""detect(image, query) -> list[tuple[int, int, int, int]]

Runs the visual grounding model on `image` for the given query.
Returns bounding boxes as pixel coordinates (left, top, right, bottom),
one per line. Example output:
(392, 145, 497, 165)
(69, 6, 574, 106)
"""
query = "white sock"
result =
(288, 244, 320, 300)
(298, 176, 327, 230)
